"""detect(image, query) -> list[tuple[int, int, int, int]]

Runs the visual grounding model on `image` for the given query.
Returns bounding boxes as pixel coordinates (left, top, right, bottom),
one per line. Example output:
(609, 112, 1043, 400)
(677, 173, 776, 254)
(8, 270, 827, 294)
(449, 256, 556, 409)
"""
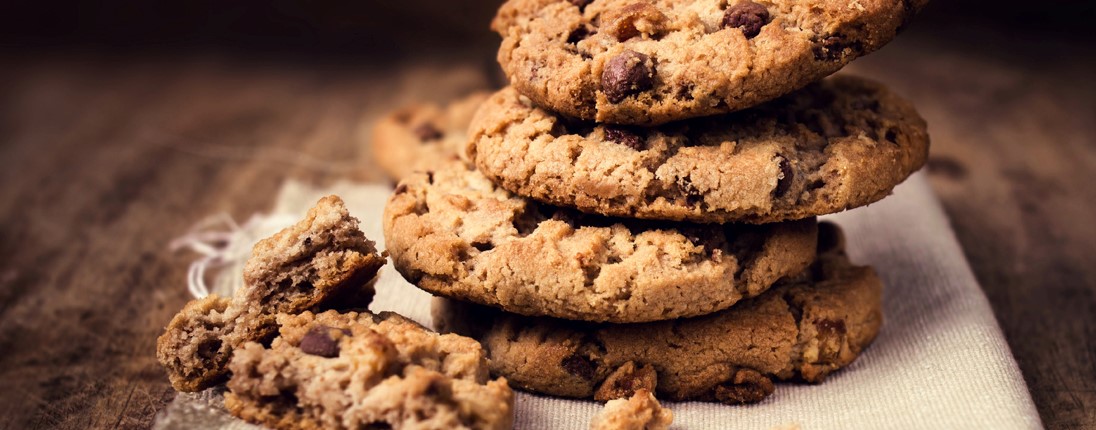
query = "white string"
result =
(169, 211, 300, 299)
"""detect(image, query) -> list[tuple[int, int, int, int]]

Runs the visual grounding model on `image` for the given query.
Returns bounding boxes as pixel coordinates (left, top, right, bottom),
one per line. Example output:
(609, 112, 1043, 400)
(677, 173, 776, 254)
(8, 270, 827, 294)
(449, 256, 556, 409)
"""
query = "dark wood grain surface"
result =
(0, 3, 1093, 429)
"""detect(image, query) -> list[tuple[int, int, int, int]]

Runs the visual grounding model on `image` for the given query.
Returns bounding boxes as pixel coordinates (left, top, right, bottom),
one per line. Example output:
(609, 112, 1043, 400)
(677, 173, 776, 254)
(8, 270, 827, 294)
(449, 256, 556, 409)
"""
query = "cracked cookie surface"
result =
(469, 76, 929, 224)
(493, 0, 927, 125)
(156, 196, 387, 392)
(384, 162, 816, 323)
(225, 310, 514, 430)
(434, 222, 882, 404)
(372, 92, 490, 181)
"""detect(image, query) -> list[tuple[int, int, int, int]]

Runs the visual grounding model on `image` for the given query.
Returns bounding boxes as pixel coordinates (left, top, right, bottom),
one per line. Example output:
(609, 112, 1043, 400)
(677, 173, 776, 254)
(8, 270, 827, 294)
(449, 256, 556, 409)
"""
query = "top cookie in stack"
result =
(492, 0, 928, 125)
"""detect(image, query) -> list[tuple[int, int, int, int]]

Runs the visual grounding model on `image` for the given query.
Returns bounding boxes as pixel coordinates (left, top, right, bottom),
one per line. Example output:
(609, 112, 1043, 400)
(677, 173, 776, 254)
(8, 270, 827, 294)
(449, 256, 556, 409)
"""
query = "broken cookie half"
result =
(225, 310, 515, 430)
(157, 195, 387, 392)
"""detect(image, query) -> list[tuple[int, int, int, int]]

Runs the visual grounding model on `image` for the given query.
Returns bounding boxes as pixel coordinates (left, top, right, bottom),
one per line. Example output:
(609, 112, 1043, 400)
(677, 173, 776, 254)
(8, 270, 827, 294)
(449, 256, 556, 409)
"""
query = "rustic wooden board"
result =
(0, 23, 1092, 430)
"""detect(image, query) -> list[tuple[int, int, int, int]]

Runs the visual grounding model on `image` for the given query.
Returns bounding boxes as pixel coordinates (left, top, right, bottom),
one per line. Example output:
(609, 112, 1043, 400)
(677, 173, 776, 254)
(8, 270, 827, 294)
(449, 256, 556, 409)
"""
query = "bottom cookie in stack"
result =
(433, 221, 881, 405)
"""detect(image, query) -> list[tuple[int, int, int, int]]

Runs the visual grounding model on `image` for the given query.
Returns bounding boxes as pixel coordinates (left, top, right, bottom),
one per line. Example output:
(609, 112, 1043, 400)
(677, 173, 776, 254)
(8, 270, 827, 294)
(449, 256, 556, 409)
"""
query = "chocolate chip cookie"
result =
(383, 162, 816, 323)
(492, 0, 927, 125)
(469, 76, 929, 224)
(371, 92, 490, 181)
(224, 310, 514, 430)
(157, 196, 387, 392)
(434, 222, 882, 404)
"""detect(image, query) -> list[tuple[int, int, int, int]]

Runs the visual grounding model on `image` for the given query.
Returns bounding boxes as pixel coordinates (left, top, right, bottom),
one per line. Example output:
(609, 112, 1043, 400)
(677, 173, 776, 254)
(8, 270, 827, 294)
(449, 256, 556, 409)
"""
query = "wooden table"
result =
(1, 7, 1093, 429)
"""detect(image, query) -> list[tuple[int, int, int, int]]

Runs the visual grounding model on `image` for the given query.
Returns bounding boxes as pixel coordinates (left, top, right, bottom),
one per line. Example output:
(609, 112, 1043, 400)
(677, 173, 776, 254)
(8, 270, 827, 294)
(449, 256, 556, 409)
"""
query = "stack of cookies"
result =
(378, 0, 929, 409)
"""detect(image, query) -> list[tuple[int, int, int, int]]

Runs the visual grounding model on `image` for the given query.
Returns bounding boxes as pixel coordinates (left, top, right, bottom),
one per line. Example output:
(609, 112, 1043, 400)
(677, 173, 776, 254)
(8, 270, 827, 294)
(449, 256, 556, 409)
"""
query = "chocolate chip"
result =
(413, 124, 443, 142)
(814, 318, 847, 361)
(561, 353, 596, 380)
(300, 325, 342, 358)
(394, 183, 408, 194)
(815, 318, 847, 335)
(603, 3, 668, 41)
(603, 126, 646, 150)
(567, 25, 594, 44)
(773, 157, 794, 197)
(601, 50, 654, 103)
(722, 1, 769, 38)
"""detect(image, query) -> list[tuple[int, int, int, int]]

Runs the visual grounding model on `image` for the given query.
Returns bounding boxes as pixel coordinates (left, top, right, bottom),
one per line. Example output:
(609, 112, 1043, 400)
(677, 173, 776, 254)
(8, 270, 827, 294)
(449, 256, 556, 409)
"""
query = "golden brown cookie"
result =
(434, 222, 882, 404)
(384, 162, 817, 323)
(225, 310, 514, 430)
(371, 92, 490, 181)
(156, 196, 386, 392)
(469, 76, 929, 224)
(493, 0, 927, 125)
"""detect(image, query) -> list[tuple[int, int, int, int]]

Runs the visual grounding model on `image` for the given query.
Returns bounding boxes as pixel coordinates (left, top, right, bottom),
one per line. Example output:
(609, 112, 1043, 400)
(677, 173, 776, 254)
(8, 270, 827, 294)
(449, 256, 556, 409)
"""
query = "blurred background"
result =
(0, 1, 504, 60)
(0, 0, 1091, 65)
(0, 1, 1093, 429)
(0, 0, 1093, 56)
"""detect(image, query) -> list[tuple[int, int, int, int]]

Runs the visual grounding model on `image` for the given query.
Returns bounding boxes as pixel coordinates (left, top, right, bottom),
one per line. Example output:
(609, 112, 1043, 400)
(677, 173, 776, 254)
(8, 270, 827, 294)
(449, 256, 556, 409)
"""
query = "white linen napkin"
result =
(153, 172, 1042, 429)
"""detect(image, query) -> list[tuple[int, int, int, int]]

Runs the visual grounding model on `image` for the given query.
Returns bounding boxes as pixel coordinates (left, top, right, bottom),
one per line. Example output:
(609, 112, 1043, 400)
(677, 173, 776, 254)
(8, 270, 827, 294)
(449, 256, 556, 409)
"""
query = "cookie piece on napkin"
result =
(224, 310, 514, 430)
(157, 196, 386, 392)
(492, 0, 927, 124)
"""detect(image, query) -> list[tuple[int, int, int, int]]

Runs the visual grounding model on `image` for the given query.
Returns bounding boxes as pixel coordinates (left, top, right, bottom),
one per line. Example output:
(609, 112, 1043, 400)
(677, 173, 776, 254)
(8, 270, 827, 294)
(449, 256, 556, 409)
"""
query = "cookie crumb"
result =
(590, 389, 673, 430)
